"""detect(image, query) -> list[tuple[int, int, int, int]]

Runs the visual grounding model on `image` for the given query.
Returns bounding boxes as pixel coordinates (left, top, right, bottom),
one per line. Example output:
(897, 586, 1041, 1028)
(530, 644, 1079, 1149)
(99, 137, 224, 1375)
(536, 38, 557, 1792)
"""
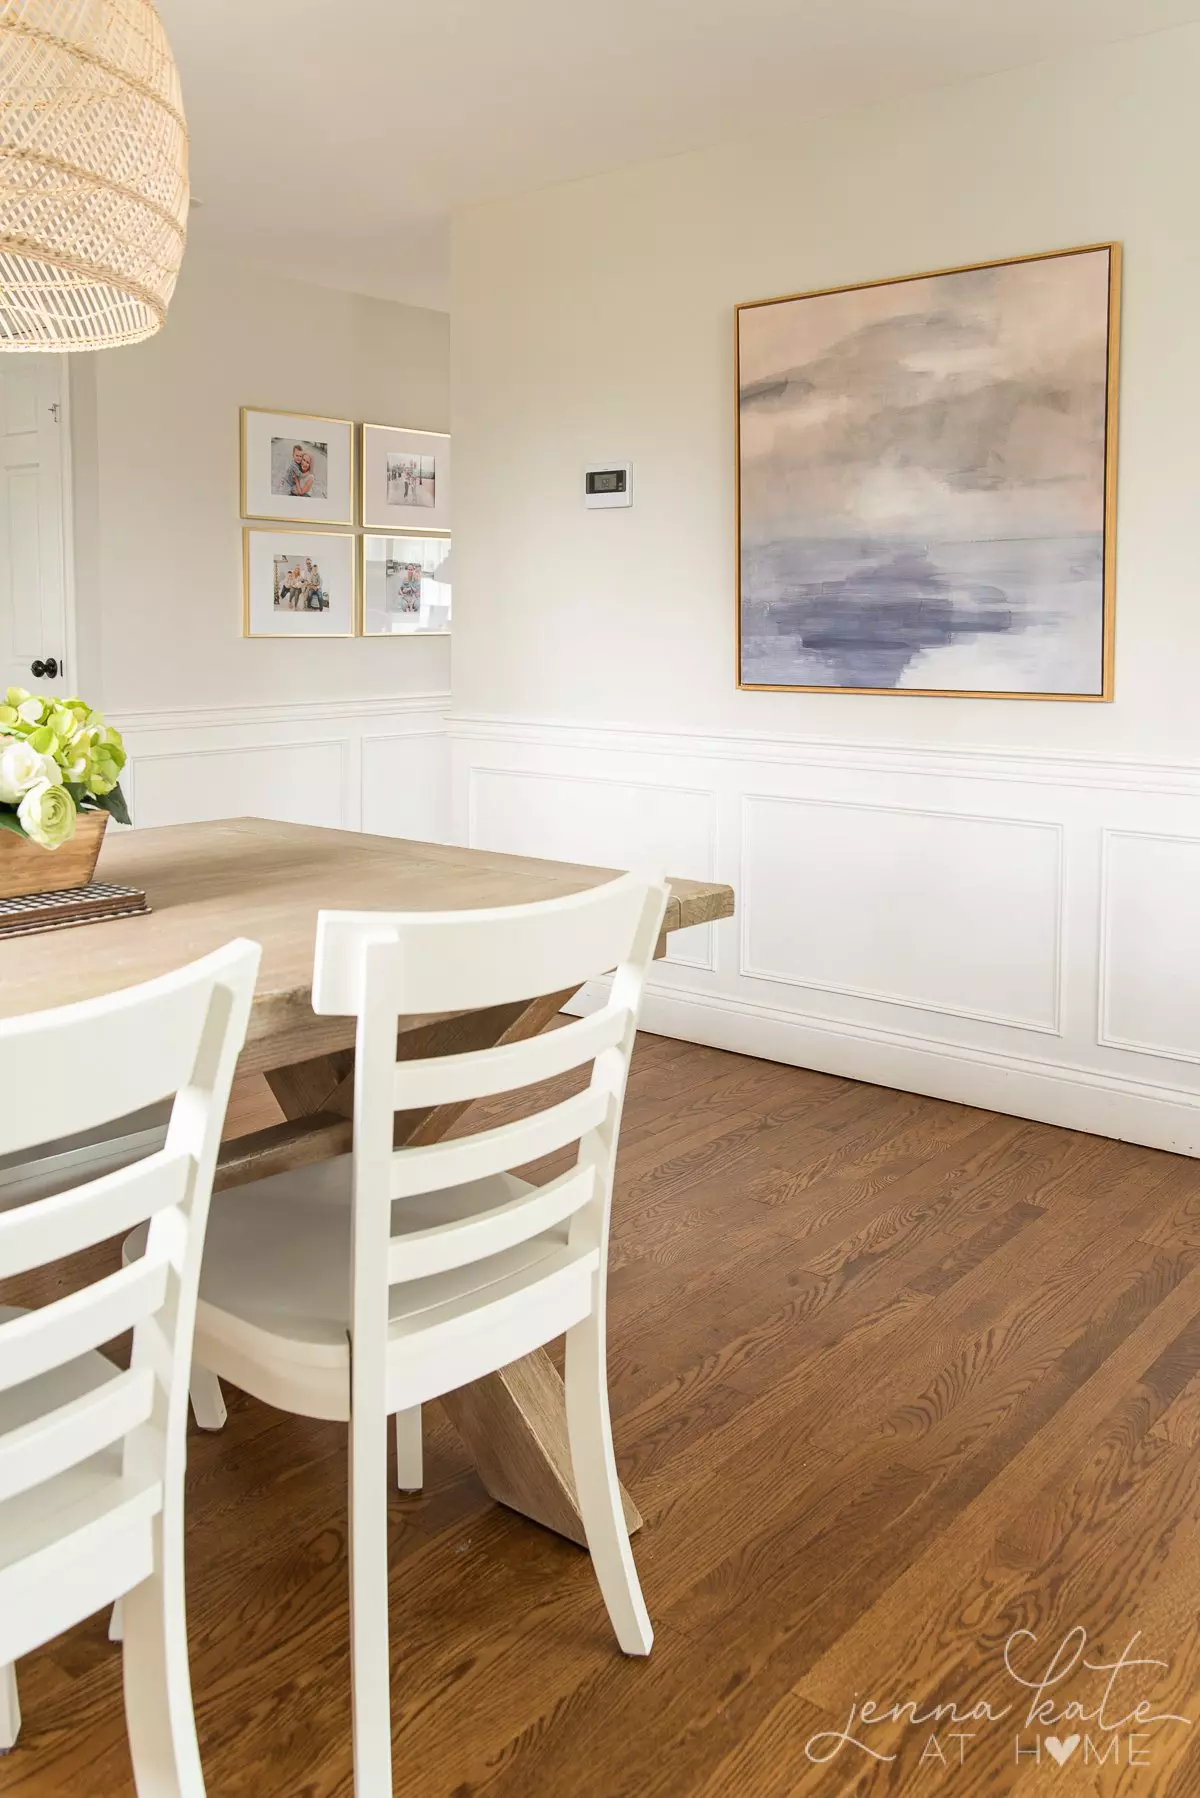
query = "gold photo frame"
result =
(359, 532, 452, 637)
(360, 421, 451, 534)
(735, 243, 1121, 700)
(242, 526, 357, 639)
(241, 406, 356, 526)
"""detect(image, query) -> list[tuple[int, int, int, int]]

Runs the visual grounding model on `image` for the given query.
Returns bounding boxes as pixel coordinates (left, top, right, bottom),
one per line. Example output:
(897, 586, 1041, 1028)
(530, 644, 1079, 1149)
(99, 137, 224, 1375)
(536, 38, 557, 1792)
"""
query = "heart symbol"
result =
(1045, 1735, 1081, 1766)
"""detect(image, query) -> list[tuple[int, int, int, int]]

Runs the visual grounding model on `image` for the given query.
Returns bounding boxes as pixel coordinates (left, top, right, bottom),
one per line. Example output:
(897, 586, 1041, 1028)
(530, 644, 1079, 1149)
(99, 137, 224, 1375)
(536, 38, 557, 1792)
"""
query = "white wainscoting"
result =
(112, 692, 451, 840)
(1099, 829, 1200, 1066)
(449, 713, 1200, 1157)
(741, 795, 1063, 1034)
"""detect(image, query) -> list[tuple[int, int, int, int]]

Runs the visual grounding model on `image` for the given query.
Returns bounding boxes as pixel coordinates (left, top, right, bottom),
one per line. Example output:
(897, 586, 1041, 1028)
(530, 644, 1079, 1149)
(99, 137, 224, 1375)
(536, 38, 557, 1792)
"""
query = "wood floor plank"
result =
(656, 1240, 1196, 1656)
(4, 1033, 1200, 1796)
(798, 1261, 1200, 1712)
(832, 1383, 1200, 1795)
(623, 1139, 1134, 1538)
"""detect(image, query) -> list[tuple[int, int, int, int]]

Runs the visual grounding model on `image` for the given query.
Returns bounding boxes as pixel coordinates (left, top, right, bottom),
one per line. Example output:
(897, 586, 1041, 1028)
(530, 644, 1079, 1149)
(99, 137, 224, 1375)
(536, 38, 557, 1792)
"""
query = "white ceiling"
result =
(159, 0, 1200, 313)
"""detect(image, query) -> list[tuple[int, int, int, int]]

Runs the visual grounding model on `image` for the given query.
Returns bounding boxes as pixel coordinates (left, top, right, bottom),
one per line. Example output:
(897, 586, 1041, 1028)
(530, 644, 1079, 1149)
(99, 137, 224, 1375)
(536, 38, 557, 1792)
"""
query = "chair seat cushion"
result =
(133, 1158, 578, 1376)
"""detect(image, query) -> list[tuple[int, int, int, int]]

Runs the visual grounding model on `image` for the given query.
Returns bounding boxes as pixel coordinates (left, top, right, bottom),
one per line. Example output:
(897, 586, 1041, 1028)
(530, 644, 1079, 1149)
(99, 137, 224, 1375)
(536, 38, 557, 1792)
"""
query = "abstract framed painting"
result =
(736, 244, 1121, 699)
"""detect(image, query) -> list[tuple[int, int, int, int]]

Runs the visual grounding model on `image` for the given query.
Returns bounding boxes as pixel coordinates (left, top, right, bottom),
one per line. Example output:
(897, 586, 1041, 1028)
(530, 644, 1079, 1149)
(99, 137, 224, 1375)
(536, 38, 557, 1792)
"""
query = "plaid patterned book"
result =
(0, 881, 151, 940)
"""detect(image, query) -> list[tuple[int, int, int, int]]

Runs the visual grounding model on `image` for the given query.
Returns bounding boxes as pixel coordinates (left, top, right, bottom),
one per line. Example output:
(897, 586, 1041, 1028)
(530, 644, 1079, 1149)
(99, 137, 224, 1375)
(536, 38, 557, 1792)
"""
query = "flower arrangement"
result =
(0, 688, 130, 850)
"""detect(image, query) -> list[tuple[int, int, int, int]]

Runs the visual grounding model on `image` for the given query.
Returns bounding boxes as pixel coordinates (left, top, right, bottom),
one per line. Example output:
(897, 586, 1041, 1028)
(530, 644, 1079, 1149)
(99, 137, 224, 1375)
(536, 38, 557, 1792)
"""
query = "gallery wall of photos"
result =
(239, 408, 452, 640)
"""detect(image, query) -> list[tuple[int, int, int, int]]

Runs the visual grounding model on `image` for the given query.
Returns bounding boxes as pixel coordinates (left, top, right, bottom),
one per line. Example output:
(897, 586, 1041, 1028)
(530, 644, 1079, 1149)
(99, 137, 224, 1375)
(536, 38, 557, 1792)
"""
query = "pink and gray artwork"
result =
(736, 246, 1117, 697)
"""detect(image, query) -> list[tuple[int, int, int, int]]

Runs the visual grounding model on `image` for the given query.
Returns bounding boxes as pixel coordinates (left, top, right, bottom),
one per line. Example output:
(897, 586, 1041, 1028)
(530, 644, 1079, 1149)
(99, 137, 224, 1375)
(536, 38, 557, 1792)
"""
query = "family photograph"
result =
(386, 451, 436, 508)
(270, 435, 330, 500)
(273, 553, 330, 612)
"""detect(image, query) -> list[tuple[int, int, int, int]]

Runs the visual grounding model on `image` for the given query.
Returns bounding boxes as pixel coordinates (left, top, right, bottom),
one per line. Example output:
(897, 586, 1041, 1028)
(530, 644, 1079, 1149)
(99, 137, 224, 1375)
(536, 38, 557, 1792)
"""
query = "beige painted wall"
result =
(451, 23, 1200, 757)
(72, 228, 450, 713)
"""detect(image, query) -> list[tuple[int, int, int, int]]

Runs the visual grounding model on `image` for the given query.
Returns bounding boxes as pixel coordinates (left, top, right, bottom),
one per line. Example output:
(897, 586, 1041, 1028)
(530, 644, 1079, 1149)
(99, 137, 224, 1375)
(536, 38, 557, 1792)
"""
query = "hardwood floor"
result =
(5, 1033, 1200, 1795)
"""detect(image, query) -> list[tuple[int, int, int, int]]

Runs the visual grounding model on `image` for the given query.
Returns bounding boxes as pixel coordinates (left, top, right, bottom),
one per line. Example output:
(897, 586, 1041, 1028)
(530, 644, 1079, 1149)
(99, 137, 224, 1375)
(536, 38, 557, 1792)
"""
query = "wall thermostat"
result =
(584, 462, 633, 509)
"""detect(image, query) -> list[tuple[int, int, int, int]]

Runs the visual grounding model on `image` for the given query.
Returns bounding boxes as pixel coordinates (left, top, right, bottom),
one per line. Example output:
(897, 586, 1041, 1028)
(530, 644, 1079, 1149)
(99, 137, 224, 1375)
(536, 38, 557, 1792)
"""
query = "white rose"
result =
(17, 780, 76, 849)
(0, 737, 61, 804)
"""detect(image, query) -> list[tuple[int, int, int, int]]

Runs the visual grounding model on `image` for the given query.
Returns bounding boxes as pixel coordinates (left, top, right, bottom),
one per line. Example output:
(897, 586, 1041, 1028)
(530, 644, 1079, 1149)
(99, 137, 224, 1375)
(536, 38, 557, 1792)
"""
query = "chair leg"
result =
(121, 1518, 205, 1797)
(0, 1662, 19, 1751)
(393, 1406, 422, 1491)
(349, 1408, 393, 1797)
(564, 1309, 653, 1655)
(189, 1367, 227, 1432)
(109, 1598, 124, 1642)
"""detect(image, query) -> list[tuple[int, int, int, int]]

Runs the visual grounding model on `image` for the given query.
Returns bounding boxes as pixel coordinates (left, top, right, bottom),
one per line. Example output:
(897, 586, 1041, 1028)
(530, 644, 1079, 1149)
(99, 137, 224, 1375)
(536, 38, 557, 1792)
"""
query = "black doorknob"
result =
(30, 657, 59, 680)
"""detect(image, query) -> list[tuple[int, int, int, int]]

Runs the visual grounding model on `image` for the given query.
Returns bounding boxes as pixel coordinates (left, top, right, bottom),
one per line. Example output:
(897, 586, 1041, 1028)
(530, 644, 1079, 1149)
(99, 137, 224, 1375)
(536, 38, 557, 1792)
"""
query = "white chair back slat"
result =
(392, 1000, 632, 1110)
(388, 1084, 614, 1202)
(0, 1124, 168, 1217)
(383, 1247, 602, 1416)
(325, 876, 668, 1337)
(0, 937, 259, 1775)
(0, 1150, 193, 1280)
(0, 975, 220, 1161)
(386, 1164, 599, 1285)
(0, 1256, 169, 1394)
(314, 871, 660, 1018)
(0, 1366, 156, 1504)
(0, 1475, 162, 1666)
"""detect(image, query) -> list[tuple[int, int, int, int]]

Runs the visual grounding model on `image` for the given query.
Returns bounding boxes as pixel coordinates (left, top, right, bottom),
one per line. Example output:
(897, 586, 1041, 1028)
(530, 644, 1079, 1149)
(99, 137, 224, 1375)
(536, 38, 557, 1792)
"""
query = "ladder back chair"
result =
(158, 872, 669, 1798)
(0, 940, 260, 1793)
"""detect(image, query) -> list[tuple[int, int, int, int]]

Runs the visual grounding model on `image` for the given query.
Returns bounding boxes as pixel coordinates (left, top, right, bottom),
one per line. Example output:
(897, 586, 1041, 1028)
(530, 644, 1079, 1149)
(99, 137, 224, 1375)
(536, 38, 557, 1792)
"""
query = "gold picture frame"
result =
(359, 532, 452, 638)
(735, 242, 1121, 701)
(240, 405, 356, 526)
(242, 526, 357, 639)
(360, 421, 451, 534)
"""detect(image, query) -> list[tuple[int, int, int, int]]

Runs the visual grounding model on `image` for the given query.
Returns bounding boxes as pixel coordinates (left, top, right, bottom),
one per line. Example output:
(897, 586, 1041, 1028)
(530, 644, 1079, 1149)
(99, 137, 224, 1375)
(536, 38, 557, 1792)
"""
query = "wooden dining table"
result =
(0, 818, 734, 1548)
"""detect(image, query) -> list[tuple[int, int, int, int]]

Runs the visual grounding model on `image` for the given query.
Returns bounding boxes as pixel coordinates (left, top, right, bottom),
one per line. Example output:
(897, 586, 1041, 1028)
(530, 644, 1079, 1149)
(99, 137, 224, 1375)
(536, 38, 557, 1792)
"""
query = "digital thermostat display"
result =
(584, 462, 634, 508)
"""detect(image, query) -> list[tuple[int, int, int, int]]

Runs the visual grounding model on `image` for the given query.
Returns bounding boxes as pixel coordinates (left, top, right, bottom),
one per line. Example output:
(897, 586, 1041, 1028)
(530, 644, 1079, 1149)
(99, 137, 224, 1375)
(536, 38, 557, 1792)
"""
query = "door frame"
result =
(0, 353, 79, 697)
(53, 356, 80, 696)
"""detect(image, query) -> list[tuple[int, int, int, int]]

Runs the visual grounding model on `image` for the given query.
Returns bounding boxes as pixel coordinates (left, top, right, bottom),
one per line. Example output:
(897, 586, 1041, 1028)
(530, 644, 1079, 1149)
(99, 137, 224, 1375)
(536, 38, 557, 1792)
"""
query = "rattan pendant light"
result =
(0, 0, 188, 351)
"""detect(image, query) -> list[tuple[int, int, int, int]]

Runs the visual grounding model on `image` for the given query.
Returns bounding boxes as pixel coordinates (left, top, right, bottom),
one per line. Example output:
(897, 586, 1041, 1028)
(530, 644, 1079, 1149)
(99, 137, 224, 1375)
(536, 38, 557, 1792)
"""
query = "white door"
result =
(0, 355, 70, 697)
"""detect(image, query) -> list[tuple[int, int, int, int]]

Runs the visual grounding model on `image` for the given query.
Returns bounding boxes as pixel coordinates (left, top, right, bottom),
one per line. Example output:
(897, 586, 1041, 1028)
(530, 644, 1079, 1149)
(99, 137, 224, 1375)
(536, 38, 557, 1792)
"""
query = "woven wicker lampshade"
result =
(0, 0, 188, 351)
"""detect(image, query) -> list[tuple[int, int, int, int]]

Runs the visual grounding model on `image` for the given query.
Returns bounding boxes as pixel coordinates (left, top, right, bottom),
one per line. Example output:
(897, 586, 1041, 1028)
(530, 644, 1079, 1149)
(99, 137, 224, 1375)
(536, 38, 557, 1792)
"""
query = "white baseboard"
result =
(623, 984, 1200, 1158)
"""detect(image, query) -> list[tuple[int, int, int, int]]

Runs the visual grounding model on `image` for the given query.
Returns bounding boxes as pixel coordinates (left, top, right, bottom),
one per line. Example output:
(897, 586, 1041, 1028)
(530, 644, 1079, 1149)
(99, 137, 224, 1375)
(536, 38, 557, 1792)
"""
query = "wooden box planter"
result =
(0, 810, 109, 900)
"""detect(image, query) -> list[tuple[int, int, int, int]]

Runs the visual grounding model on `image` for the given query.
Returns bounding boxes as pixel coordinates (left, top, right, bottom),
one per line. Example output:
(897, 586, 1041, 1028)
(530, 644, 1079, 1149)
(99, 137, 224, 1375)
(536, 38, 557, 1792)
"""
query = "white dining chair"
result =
(0, 938, 260, 1793)
(129, 872, 668, 1798)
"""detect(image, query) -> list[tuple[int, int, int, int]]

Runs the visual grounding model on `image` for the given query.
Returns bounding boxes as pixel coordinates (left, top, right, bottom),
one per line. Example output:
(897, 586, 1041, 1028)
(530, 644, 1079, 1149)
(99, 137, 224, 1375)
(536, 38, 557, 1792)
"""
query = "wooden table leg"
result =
(214, 986, 642, 1547)
(441, 1356, 640, 1547)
